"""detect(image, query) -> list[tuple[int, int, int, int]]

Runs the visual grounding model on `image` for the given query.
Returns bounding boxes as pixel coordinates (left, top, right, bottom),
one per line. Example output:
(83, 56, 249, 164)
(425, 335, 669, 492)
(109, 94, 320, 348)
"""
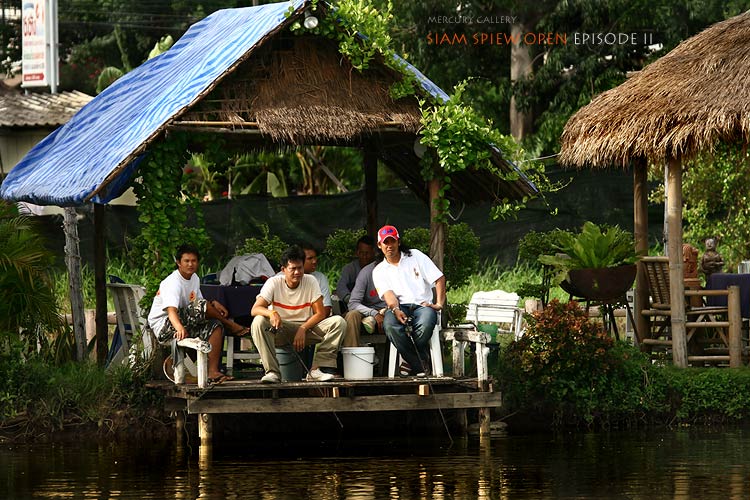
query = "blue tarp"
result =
(0, 0, 526, 206)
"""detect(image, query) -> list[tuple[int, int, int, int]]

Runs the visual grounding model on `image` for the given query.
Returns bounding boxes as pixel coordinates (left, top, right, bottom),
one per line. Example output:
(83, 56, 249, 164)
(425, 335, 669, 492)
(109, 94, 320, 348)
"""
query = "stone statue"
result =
(700, 237, 724, 279)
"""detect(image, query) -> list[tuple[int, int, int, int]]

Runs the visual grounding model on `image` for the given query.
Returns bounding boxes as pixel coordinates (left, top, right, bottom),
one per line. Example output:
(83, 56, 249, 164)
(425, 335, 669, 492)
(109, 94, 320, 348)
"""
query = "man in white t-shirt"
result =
(148, 244, 250, 384)
(300, 243, 333, 317)
(372, 225, 446, 376)
(251, 245, 346, 383)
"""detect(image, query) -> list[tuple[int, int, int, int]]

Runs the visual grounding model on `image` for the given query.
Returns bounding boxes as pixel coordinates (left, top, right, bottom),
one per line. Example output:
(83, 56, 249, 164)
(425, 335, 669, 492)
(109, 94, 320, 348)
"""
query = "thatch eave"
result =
(560, 10, 750, 168)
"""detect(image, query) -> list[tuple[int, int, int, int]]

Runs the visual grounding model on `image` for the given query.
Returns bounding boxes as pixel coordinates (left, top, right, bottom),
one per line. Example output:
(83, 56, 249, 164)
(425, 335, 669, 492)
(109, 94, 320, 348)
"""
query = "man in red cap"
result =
(371, 225, 446, 376)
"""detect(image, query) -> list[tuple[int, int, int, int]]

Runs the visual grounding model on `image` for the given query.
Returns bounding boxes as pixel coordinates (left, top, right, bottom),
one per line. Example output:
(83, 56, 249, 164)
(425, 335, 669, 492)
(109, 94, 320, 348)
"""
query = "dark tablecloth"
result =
(705, 273, 750, 318)
(200, 284, 262, 319)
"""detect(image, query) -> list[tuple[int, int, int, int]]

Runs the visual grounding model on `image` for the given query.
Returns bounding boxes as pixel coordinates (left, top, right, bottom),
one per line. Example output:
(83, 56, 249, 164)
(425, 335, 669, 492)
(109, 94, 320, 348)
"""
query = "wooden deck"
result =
(154, 376, 500, 415)
(150, 327, 500, 444)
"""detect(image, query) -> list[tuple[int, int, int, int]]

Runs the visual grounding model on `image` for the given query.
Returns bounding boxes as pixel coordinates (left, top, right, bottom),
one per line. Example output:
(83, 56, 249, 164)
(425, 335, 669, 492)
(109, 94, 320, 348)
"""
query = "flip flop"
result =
(207, 375, 227, 385)
(229, 325, 251, 337)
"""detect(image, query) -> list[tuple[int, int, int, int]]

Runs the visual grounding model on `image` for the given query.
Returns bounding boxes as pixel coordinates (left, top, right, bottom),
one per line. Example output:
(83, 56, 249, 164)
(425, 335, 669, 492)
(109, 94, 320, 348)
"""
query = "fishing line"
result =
(404, 315, 453, 444)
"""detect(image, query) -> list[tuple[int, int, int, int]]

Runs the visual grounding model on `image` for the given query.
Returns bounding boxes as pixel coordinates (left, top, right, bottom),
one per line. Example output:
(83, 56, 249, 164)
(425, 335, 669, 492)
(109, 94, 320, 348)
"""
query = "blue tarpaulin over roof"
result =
(0, 0, 527, 206)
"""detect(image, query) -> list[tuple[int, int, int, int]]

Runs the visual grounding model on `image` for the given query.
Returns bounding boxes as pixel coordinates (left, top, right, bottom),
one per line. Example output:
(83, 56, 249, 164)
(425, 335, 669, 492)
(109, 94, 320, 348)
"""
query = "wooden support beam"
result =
(728, 285, 742, 367)
(63, 207, 86, 362)
(94, 204, 109, 366)
(428, 177, 445, 270)
(364, 146, 378, 238)
(187, 392, 502, 414)
(199, 413, 212, 446)
(633, 163, 649, 344)
(667, 158, 687, 368)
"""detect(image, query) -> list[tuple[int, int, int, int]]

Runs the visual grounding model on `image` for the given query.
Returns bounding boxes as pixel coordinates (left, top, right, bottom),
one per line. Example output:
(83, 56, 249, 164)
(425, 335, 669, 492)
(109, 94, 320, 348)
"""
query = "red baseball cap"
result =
(377, 225, 400, 244)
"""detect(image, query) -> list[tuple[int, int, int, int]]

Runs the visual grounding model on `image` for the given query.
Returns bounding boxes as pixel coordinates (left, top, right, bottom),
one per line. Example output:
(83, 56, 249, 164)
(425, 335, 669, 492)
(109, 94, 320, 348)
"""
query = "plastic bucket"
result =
(342, 346, 375, 380)
(276, 345, 304, 381)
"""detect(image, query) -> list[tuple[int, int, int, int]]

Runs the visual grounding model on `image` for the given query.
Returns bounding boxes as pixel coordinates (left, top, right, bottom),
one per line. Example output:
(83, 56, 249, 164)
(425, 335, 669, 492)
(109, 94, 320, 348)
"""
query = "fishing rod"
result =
(268, 325, 344, 430)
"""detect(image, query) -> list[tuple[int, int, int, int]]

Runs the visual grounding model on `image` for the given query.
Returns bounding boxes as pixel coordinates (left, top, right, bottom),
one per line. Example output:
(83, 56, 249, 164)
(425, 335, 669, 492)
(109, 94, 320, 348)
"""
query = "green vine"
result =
(285, 1, 548, 222)
(132, 132, 212, 304)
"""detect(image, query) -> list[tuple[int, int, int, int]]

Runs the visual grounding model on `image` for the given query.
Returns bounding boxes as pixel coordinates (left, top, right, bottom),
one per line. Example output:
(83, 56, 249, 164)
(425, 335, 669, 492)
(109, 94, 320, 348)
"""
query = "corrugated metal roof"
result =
(0, 0, 531, 206)
(0, 91, 93, 127)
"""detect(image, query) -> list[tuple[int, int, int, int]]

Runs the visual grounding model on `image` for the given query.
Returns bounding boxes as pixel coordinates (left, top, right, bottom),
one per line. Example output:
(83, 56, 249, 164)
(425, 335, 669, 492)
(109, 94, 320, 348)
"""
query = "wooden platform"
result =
(152, 376, 501, 416)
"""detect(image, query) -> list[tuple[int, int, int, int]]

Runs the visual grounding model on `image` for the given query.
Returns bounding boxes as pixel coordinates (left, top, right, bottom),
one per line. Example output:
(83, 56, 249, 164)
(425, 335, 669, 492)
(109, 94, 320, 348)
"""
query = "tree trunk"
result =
(510, 23, 533, 141)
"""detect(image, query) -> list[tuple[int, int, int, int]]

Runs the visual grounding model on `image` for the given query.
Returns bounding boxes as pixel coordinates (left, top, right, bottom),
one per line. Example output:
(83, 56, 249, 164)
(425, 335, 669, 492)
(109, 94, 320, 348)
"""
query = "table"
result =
(200, 284, 262, 320)
(705, 273, 750, 318)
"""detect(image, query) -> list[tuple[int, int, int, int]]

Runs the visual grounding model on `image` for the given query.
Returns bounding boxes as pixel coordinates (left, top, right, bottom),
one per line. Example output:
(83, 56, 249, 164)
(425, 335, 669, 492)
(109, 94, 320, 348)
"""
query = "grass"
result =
(447, 259, 569, 306)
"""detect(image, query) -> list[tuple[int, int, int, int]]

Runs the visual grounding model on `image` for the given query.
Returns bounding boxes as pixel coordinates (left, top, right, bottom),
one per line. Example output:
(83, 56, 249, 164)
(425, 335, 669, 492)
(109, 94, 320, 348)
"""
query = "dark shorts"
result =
(156, 299, 221, 343)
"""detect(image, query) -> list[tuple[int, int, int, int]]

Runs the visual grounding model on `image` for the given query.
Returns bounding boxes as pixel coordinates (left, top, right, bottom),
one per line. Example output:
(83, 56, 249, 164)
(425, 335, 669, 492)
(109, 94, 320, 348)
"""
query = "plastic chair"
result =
(387, 312, 444, 377)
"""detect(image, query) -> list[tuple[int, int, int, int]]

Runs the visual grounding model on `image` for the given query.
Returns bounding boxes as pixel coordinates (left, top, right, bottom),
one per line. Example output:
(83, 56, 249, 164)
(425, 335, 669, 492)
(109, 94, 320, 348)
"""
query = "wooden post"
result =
(63, 207, 86, 362)
(175, 411, 185, 441)
(94, 204, 109, 366)
(633, 163, 649, 345)
(728, 285, 742, 368)
(478, 407, 491, 437)
(364, 147, 378, 238)
(428, 177, 445, 270)
(667, 158, 687, 367)
(199, 413, 212, 446)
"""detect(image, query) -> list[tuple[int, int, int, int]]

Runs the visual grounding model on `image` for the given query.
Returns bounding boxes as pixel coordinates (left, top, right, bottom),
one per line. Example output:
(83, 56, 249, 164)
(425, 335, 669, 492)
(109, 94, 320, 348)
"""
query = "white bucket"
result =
(342, 346, 375, 380)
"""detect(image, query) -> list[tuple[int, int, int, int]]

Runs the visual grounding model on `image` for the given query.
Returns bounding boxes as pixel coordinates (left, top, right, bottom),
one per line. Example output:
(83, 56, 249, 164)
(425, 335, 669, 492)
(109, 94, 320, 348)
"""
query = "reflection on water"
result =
(4, 428, 750, 499)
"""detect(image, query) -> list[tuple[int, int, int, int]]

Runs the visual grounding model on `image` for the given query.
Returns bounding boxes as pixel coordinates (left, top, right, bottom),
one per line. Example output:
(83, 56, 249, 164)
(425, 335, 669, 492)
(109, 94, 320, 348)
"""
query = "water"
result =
(4, 428, 750, 499)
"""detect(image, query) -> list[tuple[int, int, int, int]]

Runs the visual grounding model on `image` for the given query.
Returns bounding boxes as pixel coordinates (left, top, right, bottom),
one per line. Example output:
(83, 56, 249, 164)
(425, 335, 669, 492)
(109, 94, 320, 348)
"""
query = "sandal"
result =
(228, 325, 251, 337)
(207, 375, 227, 385)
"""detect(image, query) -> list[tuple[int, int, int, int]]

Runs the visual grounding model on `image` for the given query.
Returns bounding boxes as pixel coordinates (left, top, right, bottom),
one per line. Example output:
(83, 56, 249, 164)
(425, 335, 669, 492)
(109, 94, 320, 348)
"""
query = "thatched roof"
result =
(560, 11, 750, 168)
(182, 35, 422, 144)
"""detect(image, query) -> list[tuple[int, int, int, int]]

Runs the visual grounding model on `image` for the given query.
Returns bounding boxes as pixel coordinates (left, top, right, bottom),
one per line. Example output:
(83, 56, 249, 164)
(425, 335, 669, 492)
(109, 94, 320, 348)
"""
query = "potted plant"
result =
(539, 222, 641, 301)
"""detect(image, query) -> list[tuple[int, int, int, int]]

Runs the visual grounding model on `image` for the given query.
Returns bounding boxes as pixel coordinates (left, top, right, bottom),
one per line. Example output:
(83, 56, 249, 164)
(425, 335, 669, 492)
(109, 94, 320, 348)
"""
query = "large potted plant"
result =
(539, 222, 641, 301)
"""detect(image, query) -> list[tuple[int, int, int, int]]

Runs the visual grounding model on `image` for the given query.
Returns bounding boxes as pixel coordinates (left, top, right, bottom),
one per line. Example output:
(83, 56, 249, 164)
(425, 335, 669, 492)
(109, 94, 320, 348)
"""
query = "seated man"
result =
(344, 260, 386, 347)
(301, 243, 333, 317)
(372, 225, 445, 376)
(251, 245, 346, 383)
(148, 243, 249, 384)
(336, 235, 376, 309)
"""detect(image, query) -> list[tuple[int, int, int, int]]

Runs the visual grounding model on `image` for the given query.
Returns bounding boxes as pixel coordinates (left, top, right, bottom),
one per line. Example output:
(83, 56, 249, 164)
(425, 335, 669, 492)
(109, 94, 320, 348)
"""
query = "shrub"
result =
(401, 223, 479, 289)
(498, 299, 648, 425)
(324, 228, 367, 271)
(236, 223, 288, 270)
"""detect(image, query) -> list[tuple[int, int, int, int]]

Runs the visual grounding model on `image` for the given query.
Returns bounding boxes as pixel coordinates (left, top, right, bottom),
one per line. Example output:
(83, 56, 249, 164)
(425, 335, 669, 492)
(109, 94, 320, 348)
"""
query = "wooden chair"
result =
(640, 256, 742, 366)
(107, 283, 149, 366)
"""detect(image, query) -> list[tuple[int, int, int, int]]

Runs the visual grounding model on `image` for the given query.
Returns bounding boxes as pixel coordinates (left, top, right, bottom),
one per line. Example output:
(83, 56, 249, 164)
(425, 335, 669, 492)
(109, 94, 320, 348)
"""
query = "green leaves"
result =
(540, 221, 639, 278)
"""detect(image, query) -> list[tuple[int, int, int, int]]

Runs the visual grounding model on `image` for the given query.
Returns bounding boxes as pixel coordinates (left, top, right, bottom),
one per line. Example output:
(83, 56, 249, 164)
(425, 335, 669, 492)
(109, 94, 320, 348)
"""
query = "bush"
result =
(498, 300, 648, 425)
(236, 223, 288, 270)
(324, 228, 367, 271)
(401, 223, 479, 289)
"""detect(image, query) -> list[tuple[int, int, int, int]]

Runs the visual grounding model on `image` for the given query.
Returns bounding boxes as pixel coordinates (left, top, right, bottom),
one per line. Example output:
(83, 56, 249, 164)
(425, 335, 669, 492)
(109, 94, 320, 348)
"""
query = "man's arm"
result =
(431, 275, 446, 310)
(335, 262, 356, 302)
(251, 296, 282, 329)
(382, 290, 408, 325)
(166, 306, 188, 340)
(348, 270, 380, 316)
(292, 297, 327, 351)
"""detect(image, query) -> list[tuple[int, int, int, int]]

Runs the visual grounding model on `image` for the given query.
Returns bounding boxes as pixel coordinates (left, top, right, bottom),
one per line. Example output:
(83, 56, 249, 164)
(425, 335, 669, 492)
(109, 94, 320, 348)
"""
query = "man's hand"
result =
(213, 301, 229, 317)
(394, 308, 408, 325)
(269, 310, 282, 329)
(421, 301, 443, 311)
(375, 312, 384, 332)
(175, 325, 188, 340)
(293, 326, 307, 351)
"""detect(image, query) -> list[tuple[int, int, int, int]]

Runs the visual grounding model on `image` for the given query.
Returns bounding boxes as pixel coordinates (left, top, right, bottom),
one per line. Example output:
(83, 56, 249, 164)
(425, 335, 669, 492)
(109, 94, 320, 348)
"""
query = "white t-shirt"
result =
(147, 269, 203, 332)
(259, 274, 323, 323)
(372, 249, 444, 305)
(275, 270, 332, 307)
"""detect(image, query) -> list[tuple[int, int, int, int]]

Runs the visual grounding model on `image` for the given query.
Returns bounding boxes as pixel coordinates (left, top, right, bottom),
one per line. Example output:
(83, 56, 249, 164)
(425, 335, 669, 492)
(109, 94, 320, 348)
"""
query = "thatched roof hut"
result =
(559, 11, 750, 367)
(560, 11, 750, 168)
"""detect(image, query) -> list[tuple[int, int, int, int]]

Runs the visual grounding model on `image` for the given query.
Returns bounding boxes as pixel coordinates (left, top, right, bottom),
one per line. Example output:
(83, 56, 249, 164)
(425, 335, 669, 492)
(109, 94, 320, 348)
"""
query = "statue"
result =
(700, 237, 724, 279)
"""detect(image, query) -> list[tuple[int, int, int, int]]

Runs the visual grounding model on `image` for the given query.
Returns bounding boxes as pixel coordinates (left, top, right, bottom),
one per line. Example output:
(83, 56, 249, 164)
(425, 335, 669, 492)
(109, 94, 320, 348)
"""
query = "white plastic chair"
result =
(387, 312, 444, 377)
(466, 290, 524, 340)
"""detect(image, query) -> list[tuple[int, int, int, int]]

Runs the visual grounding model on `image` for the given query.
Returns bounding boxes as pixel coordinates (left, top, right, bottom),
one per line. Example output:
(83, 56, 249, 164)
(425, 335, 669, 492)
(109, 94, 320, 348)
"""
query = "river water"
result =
(4, 427, 750, 499)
